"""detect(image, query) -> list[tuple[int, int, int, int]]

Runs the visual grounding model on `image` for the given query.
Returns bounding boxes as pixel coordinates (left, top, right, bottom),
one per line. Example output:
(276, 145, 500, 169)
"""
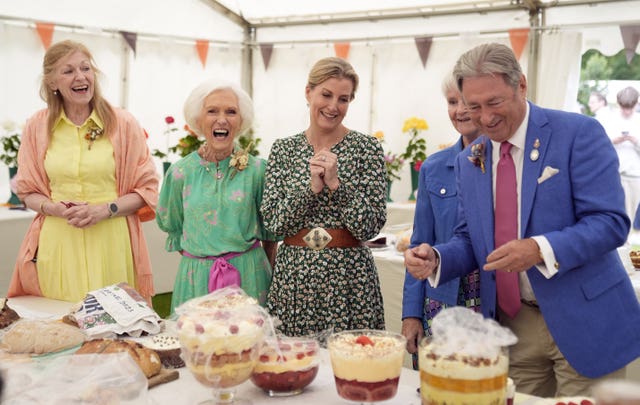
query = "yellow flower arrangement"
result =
(400, 117, 428, 170)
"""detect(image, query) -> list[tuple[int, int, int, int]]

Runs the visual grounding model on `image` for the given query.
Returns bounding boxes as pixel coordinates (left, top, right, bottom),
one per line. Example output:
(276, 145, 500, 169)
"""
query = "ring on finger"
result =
(320, 156, 326, 161)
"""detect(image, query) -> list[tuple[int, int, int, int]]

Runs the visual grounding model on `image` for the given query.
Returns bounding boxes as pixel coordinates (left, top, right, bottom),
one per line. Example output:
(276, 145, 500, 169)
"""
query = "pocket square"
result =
(537, 166, 559, 184)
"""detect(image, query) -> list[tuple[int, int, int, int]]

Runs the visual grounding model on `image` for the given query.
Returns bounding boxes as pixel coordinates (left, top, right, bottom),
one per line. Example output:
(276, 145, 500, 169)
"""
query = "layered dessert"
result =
(251, 336, 320, 396)
(418, 338, 509, 405)
(177, 307, 266, 388)
(328, 330, 406, 402)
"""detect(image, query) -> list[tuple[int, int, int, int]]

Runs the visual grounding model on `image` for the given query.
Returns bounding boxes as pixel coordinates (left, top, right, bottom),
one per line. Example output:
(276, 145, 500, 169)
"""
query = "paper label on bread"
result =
(72, 282, 161, 339)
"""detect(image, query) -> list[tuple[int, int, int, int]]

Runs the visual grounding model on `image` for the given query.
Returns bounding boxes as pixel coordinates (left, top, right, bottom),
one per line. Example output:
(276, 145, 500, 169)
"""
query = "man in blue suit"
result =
(405, 43, 640, 397)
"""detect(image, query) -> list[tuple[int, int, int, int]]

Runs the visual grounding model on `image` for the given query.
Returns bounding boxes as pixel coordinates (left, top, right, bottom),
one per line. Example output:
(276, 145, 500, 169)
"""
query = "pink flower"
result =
(165, 116, 175, 124)
(414, 160, 423, 171)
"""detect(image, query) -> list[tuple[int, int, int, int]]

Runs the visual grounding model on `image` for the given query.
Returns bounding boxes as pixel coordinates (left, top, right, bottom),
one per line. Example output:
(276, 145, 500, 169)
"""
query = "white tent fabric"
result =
(0, 0, 637, 202)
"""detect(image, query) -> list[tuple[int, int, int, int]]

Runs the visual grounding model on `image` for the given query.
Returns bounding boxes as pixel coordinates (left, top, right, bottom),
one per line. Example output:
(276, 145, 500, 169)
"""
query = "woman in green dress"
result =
(260, 57, 387, 337)
(156, 79, 277, 312)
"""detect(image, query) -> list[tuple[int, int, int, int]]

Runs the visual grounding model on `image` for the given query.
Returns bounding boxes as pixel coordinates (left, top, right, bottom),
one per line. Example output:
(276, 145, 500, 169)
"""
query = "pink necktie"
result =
(495, 141, 521, 319)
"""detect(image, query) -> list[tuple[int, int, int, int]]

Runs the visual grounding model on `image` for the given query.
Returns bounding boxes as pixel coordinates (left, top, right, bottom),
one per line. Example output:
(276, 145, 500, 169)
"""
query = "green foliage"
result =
(399, 117, 429, 164)
(168, 134, 204, 158)
(384, 153, 404, 182)
(238, 130, 261, 156)
(0, 133, 20, 168)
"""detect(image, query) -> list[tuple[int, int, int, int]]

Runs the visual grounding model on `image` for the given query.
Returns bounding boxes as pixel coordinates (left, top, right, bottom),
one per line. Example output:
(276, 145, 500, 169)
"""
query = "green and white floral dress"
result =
(261, 131, 387, 337)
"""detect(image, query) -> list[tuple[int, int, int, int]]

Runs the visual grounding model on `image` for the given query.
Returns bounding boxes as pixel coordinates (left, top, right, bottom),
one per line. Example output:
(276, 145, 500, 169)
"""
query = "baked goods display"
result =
(533, 398, 594, 405)
(75, 338, 162, 378)
(1, 319, 85, 355)
(327, 329, 406, 402)
(395, 229, 412, 252)
(0, 298, 20, 329)
(250, 336, 320, 396)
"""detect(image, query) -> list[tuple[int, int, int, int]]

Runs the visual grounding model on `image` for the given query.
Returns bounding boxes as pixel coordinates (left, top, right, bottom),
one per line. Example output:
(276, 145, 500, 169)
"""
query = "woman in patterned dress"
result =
(156, 79, 277, 313)
(9, 40, 158, 303)
(261, 57, 387, 337)
(401, 73, 482, 368)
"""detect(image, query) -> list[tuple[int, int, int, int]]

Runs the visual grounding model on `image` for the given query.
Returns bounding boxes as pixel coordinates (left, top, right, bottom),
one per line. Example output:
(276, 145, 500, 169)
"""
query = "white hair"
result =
(183, 78, 254, 137)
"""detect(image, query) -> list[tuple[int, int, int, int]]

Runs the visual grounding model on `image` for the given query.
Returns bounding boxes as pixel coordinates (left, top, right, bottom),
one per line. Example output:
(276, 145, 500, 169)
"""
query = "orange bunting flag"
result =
(195, 40, 210, 68)
(334, 42, 351, 59)
(508, 28, 529, 60)
(35, 22, 55, 50)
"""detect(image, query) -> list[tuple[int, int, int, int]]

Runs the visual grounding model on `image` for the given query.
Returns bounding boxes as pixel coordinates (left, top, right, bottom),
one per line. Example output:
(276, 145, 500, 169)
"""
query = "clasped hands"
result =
(309, 149, 339, 194)
(49, 201, 110, 228)
(404, 238, 542, 281)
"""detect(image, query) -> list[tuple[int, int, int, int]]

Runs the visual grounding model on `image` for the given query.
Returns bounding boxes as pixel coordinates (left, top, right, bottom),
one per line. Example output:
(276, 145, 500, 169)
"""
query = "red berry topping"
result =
(279, 343, 292, 351)
(195, 324, 205, 334)
(259, 355, 269, 363)
(355, 335, 375, 346)
(580, 401, 594, 405)
(229, 324, 239, 334)
(296, 352, 305, 360)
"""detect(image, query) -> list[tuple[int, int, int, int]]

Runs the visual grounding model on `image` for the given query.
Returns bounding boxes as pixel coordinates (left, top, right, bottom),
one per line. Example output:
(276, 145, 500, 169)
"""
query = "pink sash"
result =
(181, 240, 261, 292)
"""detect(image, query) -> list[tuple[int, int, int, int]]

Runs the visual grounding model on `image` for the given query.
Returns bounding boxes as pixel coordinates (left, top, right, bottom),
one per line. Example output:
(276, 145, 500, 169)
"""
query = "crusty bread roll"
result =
(76, 338, 162, 378)
(2, 319, 85, 354)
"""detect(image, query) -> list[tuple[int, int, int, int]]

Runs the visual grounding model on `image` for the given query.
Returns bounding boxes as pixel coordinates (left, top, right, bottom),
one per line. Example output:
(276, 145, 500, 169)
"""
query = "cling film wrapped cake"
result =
(418, 307, 518, 405)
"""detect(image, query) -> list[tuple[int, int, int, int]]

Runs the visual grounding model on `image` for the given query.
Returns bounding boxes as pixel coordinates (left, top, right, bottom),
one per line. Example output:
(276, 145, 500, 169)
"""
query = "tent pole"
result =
(242, 27, 255, 97)
(527, 5, 544, 103)
(120, 41, 130, 109)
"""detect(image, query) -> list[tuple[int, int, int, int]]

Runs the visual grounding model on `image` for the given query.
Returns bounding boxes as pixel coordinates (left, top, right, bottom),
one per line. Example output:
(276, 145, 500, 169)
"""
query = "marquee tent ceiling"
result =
(207, 0, 627, 27)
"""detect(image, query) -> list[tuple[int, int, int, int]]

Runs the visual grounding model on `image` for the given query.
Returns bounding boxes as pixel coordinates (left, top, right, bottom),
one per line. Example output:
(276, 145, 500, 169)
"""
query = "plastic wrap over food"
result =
(430, 307, 518, 358)
(1, 352, 151, 404)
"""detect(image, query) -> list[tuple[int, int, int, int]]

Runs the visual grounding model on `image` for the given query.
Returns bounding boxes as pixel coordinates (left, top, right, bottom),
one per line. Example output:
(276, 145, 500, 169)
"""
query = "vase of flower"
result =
(409, 163, 421, 201)
(162, 161, 171, 175)
(400, 117, 428, 201)
(387, 180, 393, 202)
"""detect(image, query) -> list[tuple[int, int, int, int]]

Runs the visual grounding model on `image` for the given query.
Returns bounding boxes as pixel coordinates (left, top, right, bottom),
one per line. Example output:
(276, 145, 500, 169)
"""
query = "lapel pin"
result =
(533, 138, 540, 148)
(530, 149, 540, 161)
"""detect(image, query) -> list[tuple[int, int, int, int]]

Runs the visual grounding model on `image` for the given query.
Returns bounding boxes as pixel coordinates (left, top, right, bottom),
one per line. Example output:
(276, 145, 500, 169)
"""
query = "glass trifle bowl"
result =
(250, 335, 320, 396)
(327, 329, 406, 403)
(417, 307, 517, 405)
(175, 287, 269, 404)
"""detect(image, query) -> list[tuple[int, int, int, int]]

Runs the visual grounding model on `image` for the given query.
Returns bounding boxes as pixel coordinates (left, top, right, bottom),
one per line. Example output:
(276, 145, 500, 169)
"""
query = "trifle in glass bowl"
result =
(175, 287, 269, 404)
(327, 329, 406, 403)
(418, 307, 517, 405)
(250, 336, 320, 396)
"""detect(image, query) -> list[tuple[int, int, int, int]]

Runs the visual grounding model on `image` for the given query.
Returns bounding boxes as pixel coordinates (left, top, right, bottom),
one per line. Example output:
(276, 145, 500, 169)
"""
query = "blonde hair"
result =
(307, 57, 359, 100)
(40, 40, 115, 137)
(183, 79, 254, 137)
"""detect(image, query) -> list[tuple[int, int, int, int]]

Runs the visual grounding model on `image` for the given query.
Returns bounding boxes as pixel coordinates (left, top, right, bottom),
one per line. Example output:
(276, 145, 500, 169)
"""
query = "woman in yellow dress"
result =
(8, 40, 158, 303)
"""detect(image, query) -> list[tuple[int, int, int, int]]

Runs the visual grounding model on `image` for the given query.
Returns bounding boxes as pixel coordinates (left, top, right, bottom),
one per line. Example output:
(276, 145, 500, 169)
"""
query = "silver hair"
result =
(453, 43, 523, 92)
(441, 71, 458, 96)
(183, 79, 254, 137)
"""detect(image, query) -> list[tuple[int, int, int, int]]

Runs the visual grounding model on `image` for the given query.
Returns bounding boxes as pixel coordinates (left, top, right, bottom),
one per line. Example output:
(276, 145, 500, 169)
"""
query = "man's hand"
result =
(401, 318, 424, 354)
(404, 243, 438, 280)
(484, 238, 542, 273)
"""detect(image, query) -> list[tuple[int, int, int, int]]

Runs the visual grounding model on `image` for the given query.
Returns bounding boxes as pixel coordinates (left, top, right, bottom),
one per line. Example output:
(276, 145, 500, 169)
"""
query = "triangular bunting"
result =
(508, 28, 529, 60)
(620, 24, 640, 64)
(414, 37, 433, 68)
(120, 31, 137, 56)
(334, 42, 350, 59)
(260, 43, 274, 70)
(195, 40, 210, 68)
(35, 22, 55, 50)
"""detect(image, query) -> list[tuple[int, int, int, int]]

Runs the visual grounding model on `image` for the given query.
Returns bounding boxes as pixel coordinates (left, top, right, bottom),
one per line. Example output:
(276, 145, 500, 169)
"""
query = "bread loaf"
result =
(0, 298, 20, 329)
(2, 319, 85, 354)
(76, 338, 162, 378)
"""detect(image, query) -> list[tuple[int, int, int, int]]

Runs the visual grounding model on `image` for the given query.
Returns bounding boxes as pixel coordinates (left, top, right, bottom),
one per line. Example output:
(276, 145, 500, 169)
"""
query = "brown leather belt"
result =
(284, 227, 362, 249)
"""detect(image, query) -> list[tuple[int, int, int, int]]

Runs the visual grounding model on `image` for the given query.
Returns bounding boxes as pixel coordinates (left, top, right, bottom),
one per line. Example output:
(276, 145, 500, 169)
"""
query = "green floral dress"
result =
(261, 131, 387, 337)
(156, 151, 274, 313)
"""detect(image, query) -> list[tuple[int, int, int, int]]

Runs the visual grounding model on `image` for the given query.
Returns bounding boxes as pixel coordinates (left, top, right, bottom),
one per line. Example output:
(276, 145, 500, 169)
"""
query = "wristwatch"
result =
(108, 202, 119, 218)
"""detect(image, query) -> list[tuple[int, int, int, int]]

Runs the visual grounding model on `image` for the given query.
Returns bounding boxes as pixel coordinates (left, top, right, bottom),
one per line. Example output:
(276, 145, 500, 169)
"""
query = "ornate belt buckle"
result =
(304, 227, 332, 250)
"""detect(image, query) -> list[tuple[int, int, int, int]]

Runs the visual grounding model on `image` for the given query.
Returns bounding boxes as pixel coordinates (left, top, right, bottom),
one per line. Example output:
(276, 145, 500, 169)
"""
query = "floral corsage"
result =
(468, 142, 486, 173)
(229, 142, 251, 179)
(84, 126, 104, 150)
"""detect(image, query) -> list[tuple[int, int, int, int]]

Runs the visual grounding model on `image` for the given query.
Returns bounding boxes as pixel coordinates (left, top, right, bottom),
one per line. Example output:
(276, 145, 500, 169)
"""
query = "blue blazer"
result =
(435, 102, 640, 378)
(402, 137, 463, 320)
